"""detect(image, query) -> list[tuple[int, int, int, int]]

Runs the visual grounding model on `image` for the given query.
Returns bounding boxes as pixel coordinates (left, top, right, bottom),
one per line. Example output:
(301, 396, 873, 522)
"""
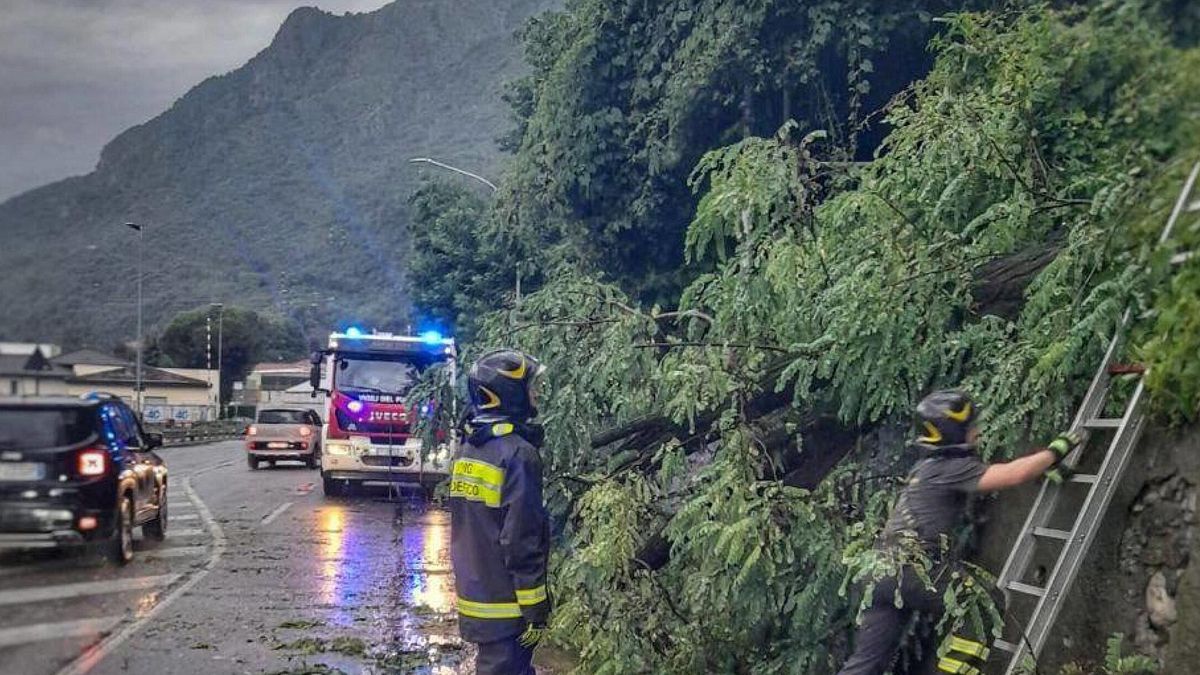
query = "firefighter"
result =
(837, 390, 1086, 675)
(449, 349, 551, 675)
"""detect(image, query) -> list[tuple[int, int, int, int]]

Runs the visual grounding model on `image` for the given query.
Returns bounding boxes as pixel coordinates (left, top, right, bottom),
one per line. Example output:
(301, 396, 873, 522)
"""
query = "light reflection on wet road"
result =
(1, 441, 471, 675)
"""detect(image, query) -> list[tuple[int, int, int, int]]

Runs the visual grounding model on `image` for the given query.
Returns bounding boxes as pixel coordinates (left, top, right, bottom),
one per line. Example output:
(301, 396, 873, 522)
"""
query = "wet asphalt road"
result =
(0, 440, 469, 675)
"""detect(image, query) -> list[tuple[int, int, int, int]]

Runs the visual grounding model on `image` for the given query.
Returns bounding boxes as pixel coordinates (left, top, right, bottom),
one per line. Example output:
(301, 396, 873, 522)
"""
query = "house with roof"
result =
(51, 349, 217, 423)
(0, 344, 71, 396)
(2, 344, 218, 421)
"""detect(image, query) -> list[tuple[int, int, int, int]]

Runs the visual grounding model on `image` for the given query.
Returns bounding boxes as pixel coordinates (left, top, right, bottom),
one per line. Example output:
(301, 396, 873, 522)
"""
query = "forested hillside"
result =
(0, 0, 553, 347)
(408, 0, 1200, 672)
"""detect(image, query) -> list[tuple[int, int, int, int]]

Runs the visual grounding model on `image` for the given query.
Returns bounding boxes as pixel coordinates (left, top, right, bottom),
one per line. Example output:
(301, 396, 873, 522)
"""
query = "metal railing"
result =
(147, 421, 245, 447)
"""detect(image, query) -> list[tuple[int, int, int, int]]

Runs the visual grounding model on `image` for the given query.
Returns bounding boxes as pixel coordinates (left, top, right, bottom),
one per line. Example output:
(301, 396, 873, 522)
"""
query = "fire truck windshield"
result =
(335, 356, 421, 396)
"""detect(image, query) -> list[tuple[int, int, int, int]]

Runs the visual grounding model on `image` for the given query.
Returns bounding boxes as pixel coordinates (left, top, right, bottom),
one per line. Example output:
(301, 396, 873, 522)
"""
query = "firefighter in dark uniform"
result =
(450, 349, 551, 675)
(837, 390, 1086, 675)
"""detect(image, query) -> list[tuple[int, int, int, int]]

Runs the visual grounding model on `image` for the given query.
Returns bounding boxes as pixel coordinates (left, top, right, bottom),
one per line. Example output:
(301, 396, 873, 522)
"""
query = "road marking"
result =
(172, 513, 199, 521)
(56, 476, 227, 675)
(0, 574, 179, 607)
(0, 616, 123, 649)
(260, 501, 293, 526)
(295, 482, 315, 495)
(184, 458, 237, 479)
(164, 527, 205, 537)
(142, 545, 207, 560)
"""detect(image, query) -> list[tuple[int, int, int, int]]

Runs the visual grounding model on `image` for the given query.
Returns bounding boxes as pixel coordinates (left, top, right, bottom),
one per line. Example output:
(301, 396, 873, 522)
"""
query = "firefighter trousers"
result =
(475, 635, 536, 675)
(837, 567, 946, 675)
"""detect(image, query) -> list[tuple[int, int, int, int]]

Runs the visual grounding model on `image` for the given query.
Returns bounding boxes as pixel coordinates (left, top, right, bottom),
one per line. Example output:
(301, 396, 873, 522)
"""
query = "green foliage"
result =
(1129, 69, 1200, 421)
(496, 0, 968, 306)
(152, 305, 305, 404)
(436, 2, 1200, 672)
(681, 2, 1198, 452)
(1052, 633, 1157, 675)
(406, 181, 511, 340)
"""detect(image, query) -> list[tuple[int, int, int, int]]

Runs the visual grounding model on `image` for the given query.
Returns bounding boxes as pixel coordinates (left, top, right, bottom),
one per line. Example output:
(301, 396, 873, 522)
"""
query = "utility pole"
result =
(206, 313, 215, 420)
(124, 223, 144, 415)
(211, 302, 225, 419)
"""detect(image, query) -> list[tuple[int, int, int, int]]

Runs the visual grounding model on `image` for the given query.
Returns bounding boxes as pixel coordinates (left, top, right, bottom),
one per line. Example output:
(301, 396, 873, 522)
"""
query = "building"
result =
(1, 343, 218, 421)
(0, 344, 70, 396)
(236, 360, 311, 406)
(54, 350, 217, 422)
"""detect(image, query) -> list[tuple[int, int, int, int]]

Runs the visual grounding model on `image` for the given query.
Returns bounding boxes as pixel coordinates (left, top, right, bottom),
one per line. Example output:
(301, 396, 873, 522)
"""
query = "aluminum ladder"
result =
(992, 161, 1200, 674)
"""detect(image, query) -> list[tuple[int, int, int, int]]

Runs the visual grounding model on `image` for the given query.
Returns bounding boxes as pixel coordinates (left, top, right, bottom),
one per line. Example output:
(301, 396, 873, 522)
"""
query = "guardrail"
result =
(147, 421, 246, 447)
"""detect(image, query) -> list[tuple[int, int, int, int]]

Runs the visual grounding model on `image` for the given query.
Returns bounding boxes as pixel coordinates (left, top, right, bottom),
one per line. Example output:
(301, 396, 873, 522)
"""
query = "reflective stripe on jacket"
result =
(449, 426, 550, 643)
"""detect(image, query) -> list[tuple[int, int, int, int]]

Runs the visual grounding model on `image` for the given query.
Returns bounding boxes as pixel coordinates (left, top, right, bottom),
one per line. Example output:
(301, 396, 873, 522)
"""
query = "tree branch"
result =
(632, 341, 791, 354)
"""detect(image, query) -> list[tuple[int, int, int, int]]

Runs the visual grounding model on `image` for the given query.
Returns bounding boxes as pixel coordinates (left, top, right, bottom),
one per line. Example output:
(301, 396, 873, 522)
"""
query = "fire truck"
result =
(308, 328, 457, 497)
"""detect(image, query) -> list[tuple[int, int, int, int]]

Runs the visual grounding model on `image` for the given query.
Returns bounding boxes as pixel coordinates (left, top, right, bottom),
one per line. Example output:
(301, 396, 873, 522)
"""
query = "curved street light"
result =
(408, 157, 497, 192)
(407, 157, 521, 305)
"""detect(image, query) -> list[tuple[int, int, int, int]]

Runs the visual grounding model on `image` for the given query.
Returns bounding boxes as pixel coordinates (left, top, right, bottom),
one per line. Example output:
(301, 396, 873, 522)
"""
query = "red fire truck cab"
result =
(309, 329, 457, 497)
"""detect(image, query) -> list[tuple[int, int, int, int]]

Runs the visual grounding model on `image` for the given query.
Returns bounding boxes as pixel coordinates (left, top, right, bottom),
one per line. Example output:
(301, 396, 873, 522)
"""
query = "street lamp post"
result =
(408, 157, 498, 192)
(124, 223, 144, 415)
(406, 157, 522, 306)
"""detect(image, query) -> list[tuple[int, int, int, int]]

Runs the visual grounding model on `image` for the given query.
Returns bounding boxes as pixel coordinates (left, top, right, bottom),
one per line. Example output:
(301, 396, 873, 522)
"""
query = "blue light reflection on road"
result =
(316, 503, 455, 632)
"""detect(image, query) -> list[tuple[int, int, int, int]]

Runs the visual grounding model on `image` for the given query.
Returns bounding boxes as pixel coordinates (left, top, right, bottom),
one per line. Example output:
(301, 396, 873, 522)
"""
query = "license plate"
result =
(0, 462, 45, 481)
(267, 442, 290, 449)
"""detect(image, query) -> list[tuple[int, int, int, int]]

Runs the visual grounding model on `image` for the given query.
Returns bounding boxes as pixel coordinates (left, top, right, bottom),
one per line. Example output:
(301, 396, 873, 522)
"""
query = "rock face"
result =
(0, 0, 555, 347)
(975, 423, 1200, 673)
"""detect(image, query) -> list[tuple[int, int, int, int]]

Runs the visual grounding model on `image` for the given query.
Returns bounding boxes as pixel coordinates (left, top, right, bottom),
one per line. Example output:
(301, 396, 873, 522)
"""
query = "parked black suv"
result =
(0, 393, 168, 564)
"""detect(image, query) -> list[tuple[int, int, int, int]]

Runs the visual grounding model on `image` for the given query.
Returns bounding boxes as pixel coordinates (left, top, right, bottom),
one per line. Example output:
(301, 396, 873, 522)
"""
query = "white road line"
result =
(0, 574, 179, 607)
(56, 476, 227, 675)
(172, 513, 199, 521)
(0, 616, 124, 649)
(164, 528, 205, 537)
(260, 501, 293, 526)
(184, 458, 237, 479)
(141, 545, 207, 560)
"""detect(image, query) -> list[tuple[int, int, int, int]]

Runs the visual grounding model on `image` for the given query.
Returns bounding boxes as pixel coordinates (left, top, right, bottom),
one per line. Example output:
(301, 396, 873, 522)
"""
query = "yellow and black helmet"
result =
(915, 390, 978, 447)
(467, 349, 546, 421)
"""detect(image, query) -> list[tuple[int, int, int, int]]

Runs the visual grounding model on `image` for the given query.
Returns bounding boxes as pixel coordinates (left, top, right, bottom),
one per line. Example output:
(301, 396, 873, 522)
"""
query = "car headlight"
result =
(326, 443, 352, 456)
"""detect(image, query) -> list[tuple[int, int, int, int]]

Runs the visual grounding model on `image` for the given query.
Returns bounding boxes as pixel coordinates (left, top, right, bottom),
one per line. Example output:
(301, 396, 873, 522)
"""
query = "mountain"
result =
(0, 0, 553, 348)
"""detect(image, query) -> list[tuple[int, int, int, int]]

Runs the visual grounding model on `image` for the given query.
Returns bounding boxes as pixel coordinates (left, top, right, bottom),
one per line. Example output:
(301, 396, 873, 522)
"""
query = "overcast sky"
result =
(0, 0, 391, 202)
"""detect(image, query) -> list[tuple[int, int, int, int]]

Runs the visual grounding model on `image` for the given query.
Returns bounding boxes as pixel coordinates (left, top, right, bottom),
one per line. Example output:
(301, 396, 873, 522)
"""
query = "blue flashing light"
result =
(345, 326, 365, 338)
(346, 399, 365, 414)
(419, 330, 444, 345)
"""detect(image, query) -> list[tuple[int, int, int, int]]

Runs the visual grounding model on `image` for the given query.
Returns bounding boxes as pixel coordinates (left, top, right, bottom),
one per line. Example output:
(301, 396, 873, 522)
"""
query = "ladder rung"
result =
(1187, 200, 1200, 213)
(1070, 473, 1098, 484)
(1033, 527, 1071, 541)
(1007, 581, 1047, 597)
(1172, 250, 1195, 266)
(993, 638, 1019, 653)
(1084, 417, 1122, 429)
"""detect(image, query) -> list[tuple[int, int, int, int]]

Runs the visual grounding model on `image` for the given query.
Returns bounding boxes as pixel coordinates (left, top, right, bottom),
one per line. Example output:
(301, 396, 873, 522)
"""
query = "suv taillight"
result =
(77, 447, 108, 477)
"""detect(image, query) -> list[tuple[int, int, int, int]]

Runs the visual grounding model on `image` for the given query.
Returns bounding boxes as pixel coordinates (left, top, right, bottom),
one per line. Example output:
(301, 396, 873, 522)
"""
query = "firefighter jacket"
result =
(449, 422, 551, 643)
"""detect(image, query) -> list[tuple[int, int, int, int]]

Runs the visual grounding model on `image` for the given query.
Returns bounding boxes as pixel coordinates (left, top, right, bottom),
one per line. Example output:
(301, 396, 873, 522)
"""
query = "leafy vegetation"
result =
(411, 0, 1200, 672)
(146, 305, 306, 404)
(1050, 633, 1158, 675)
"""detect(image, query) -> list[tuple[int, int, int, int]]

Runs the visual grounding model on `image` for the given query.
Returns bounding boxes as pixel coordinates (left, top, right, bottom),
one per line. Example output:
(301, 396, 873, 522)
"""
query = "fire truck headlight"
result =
(326, 443, 352, 456)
